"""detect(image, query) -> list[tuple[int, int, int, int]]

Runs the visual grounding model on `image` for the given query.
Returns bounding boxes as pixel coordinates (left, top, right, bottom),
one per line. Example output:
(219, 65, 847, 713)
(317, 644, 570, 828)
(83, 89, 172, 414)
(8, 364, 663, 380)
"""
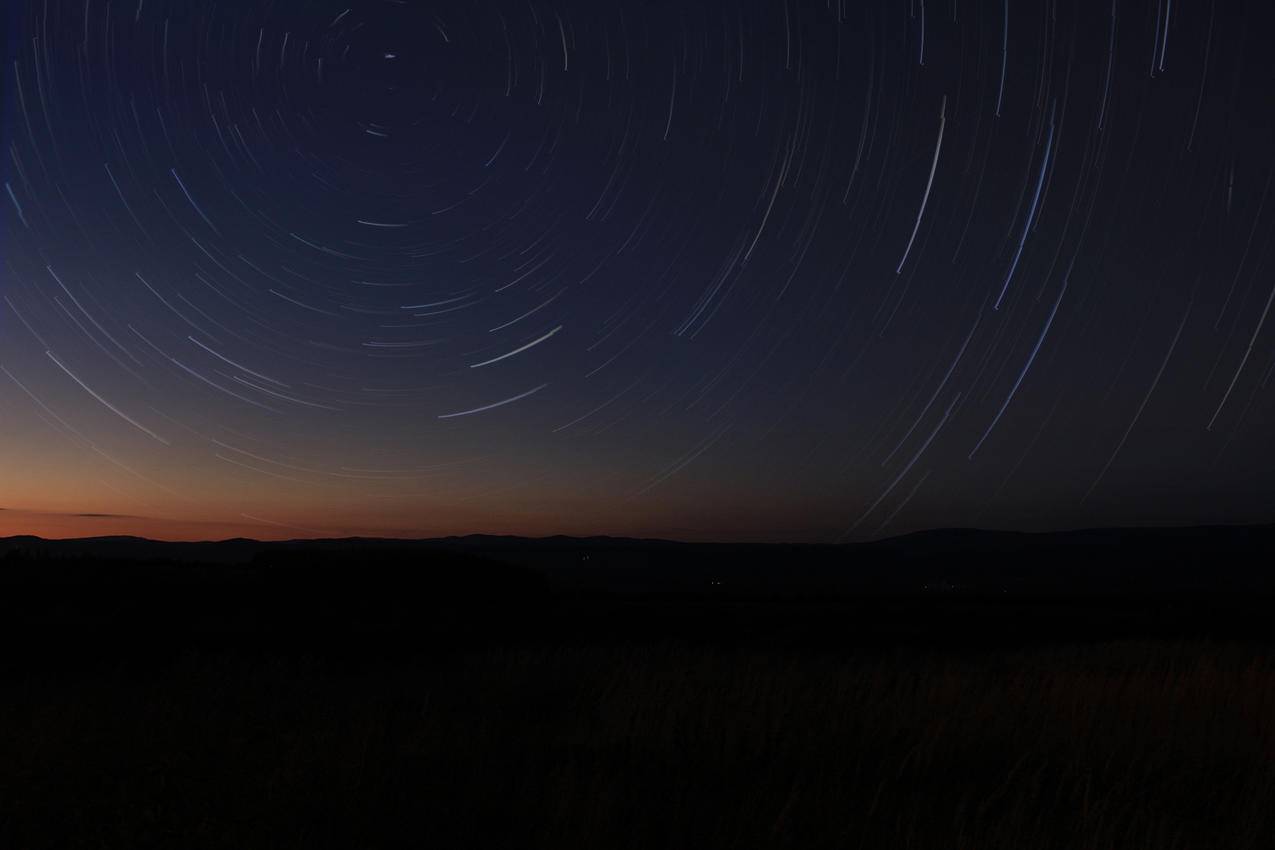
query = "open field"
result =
(4, 636, 1274, 849)
(4, 530, 1274, 847)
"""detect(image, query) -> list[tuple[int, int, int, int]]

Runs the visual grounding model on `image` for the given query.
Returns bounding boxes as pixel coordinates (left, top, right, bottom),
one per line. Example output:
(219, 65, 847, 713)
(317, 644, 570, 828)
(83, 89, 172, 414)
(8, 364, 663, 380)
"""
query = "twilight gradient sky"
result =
(2, 0, 1274, 542)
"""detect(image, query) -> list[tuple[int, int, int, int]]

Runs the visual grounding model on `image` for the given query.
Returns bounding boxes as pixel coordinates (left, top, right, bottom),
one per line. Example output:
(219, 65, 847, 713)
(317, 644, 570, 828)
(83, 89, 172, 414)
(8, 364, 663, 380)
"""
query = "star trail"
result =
(1, 0, 1273, 542)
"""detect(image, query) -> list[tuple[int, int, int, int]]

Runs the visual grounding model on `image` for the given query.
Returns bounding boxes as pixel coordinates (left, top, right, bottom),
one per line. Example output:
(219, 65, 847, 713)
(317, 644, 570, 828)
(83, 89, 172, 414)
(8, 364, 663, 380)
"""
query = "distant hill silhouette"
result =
(4, 523, 1275, 593)
(3, 524, 1274, 649)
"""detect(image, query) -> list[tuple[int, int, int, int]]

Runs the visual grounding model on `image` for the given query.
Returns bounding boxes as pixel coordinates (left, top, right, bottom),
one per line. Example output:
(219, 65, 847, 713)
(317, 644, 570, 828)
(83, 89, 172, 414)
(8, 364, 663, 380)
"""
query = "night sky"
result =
(2, 0, 1273, 542)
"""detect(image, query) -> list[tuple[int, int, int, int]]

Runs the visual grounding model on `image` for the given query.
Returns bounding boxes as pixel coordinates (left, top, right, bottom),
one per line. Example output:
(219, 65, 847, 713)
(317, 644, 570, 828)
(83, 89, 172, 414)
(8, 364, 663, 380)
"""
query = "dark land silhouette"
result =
(3, 525, 1275, 848)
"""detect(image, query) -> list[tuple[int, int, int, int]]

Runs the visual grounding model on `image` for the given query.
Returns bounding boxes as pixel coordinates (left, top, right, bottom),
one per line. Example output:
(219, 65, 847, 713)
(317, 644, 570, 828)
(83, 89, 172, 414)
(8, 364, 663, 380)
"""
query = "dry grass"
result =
(3, 639, 1274, 849)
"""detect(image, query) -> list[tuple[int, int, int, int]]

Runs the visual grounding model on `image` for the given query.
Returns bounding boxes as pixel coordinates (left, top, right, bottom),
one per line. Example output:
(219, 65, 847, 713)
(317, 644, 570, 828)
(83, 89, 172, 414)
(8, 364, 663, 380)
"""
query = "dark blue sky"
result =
(2, 0, 1273, 541)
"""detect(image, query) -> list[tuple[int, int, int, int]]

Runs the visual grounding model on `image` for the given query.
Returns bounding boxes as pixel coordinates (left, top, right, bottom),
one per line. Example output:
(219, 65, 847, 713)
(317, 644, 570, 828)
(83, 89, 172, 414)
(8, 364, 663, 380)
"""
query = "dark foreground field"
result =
(5, 639, 1275, 849)
(3, 527, 1274, 848)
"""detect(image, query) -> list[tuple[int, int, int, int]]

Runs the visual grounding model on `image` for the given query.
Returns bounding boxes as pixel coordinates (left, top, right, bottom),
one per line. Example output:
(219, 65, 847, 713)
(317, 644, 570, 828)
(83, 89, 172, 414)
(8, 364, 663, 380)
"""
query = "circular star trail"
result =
(2, 0, 1274, 541)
